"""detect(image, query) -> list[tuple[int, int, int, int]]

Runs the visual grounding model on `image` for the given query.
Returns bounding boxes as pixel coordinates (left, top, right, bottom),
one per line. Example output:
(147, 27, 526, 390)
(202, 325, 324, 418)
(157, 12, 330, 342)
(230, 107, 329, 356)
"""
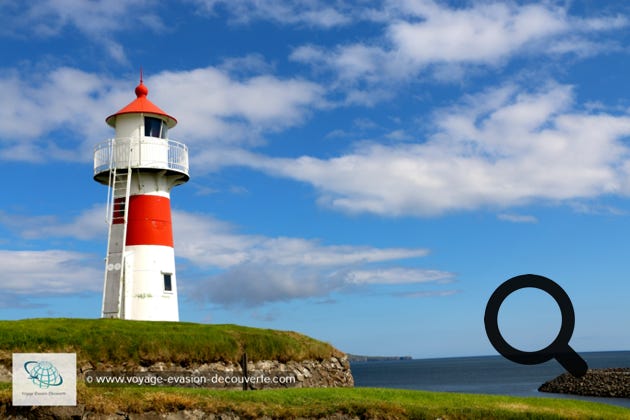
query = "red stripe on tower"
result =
(125, 195, 174, 247)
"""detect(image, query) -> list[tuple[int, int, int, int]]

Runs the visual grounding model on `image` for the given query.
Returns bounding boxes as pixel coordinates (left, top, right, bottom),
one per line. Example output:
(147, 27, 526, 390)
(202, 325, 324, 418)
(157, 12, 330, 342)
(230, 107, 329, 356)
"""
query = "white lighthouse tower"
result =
(93, 76, 189, 321)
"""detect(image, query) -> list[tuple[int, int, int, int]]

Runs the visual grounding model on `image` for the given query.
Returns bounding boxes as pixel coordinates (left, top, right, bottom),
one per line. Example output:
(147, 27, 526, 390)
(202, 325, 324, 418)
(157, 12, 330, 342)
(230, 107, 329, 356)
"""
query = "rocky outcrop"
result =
(0, 364, 10, 383)
(539, 368, 630, 398)
(1, 356, 353, 390)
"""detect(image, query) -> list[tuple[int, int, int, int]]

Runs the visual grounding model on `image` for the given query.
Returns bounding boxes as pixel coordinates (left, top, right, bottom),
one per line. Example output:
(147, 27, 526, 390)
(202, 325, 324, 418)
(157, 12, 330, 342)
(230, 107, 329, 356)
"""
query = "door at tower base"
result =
(122, 246, 179, 321)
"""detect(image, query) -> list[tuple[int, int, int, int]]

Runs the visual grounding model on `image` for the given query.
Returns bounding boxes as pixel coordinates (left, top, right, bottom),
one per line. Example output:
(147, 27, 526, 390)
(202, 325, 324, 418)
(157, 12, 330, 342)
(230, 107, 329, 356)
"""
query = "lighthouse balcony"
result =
(94, 137, 189, 182)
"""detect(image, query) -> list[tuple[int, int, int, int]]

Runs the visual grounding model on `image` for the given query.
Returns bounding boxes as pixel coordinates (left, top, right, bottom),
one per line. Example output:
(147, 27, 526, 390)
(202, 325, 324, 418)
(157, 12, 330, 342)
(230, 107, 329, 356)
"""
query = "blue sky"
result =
(1, 0, 629, 359)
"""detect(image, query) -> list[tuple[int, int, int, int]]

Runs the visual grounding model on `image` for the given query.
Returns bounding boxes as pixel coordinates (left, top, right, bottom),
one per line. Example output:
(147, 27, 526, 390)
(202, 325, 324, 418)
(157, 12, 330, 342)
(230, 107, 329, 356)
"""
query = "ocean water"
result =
(351, 351, 630, 409)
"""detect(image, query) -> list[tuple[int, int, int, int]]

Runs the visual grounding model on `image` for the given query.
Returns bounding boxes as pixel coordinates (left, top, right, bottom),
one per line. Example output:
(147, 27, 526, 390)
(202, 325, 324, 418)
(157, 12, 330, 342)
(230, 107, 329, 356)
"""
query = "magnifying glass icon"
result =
(484, 274, 588, 378)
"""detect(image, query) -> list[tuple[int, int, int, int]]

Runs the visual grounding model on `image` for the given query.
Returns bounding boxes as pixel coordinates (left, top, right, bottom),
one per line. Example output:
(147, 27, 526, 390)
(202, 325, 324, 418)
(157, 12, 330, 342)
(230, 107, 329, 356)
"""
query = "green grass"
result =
(0, 318, 340, 365)
(2, 318, 629, 418)
(1, 383, 629, 418)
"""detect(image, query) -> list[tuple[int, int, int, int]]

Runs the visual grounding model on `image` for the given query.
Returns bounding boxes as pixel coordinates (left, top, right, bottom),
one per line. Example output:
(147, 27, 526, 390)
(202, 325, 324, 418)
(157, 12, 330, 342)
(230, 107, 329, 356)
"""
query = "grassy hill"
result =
(1, 318, 629, 418)
(0, 318, 341, 365)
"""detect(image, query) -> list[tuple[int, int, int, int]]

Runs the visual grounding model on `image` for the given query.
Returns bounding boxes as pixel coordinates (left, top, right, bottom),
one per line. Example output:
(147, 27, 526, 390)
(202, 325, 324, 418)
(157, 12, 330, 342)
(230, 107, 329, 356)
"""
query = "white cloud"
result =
(150, 68, 324, 145)
(1, 206, 450, 306)
(218, 54, 276, 75)
(396, 290, 460, 298)
(31, 0, 160, 36)
(290, 1, 627, 90)
(174, 211, 450, 306)
(568, 202, 627, 216)
(386, 129, 411, 141)
(0, 206, 107, 240)
(388, 2, 570, 64)
(0, 250, 101, 294)
(0, 0, 165, 63)
(4, 205, 431, 270)
(0, 66, 324, 162)
(343, 267, 453, 285)
(497, 213, 538, 224)
(173, 210, 429, 268)
(192, 264, 332, 306)
(0, 67, 121, 162)
(292, 44, 391, 83)
(191, 0, 351, 28)
(211, 82, 630, 216)
(190, 264, 453, 306)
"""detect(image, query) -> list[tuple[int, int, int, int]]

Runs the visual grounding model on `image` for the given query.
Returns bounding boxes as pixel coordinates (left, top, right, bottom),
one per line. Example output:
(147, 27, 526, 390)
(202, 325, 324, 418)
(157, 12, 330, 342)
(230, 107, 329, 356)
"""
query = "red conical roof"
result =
(106, 80, 177, 128)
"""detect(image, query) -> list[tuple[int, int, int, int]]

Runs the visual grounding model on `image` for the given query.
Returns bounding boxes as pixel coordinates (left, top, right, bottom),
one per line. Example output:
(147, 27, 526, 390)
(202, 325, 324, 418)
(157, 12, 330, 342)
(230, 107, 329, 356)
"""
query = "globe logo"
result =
(24, 361, 64, 389)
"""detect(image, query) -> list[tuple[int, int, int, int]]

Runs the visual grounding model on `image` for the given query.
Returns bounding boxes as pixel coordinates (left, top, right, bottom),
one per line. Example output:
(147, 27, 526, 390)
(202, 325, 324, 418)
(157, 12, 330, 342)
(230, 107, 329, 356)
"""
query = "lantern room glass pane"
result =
(145, 116, 167, 139)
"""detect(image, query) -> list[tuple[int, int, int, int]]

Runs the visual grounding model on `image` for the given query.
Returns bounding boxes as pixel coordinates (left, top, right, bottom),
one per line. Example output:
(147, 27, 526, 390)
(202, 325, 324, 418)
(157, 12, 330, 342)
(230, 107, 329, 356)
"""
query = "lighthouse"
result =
(93, 76, 189, 321)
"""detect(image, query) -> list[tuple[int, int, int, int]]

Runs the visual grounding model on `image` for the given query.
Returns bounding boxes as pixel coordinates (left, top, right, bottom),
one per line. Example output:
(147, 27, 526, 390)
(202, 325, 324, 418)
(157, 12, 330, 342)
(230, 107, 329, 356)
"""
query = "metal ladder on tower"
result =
(101, 141, 133, 318)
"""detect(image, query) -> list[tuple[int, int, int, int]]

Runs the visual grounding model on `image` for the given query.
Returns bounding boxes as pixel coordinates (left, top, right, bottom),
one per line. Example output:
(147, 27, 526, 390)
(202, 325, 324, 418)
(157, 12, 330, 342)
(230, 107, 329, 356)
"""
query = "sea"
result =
(350, 351, 630, 409)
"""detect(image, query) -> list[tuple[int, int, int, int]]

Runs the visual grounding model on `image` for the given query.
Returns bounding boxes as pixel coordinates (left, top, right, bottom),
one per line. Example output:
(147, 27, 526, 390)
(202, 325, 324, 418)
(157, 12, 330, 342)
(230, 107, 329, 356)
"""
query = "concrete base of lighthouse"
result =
(122, 245, 179, 321)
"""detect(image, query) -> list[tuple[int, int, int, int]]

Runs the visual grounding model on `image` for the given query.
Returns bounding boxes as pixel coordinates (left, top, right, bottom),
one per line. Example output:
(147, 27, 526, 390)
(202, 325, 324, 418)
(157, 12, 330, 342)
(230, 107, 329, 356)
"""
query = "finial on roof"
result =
(135, 67, 148, 98)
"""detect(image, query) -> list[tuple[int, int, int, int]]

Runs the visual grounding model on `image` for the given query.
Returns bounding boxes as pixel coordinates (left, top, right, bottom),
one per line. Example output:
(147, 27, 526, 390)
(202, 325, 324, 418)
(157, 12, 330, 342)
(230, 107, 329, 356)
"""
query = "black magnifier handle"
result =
(555, 346, 588, 378)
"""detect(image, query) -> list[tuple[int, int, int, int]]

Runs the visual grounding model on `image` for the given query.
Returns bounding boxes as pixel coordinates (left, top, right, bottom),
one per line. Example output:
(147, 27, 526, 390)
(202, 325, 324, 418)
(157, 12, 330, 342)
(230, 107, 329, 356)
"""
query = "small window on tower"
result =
(163, 273, 173, 292)
(145, 116, 167, 139)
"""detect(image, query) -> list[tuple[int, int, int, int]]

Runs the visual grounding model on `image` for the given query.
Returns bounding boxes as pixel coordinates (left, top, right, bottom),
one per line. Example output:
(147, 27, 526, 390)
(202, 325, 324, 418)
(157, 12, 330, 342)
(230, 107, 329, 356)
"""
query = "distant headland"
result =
(347, 354, 413, 362)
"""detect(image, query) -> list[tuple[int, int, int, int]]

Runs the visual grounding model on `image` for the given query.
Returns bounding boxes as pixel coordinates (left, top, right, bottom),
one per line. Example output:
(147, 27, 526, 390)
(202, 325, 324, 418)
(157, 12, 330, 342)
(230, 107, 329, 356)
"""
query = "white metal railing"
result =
(94, 137, 189, 176)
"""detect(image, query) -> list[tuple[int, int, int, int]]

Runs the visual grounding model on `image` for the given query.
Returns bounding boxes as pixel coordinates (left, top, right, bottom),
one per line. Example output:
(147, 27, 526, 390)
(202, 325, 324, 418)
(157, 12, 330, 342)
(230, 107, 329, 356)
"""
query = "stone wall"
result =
(2, 356, 354, 390)
(2, 357, 354, 418)
(96, 357, 353, 389)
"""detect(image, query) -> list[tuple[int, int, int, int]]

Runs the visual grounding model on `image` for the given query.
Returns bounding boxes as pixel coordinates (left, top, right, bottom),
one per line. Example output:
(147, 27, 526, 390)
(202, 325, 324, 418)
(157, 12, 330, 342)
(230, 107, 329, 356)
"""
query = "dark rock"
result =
(539, 368, 630, 398)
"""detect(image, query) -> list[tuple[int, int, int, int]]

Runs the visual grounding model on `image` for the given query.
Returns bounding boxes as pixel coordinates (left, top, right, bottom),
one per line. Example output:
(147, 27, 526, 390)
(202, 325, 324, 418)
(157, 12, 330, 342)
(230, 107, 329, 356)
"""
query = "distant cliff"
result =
(348, 354, 413, 362)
